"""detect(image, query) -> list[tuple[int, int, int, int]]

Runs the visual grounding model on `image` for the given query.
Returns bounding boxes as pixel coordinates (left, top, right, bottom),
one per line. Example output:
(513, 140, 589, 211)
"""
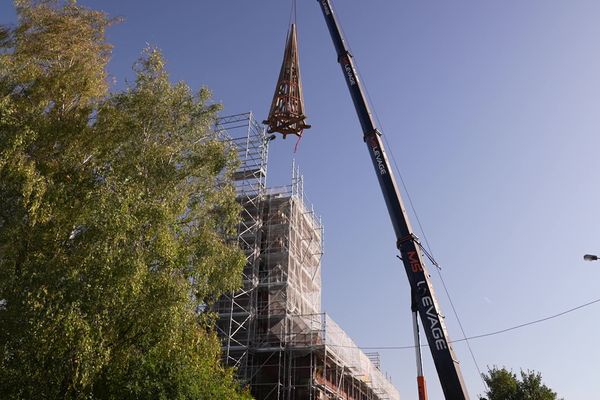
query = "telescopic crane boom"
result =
(316, 1, 470, 399)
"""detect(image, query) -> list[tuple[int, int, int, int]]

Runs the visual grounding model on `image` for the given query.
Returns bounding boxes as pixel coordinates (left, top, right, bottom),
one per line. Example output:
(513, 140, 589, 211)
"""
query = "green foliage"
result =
(0, 1, 249, 399)
(479, 367, 562, 400)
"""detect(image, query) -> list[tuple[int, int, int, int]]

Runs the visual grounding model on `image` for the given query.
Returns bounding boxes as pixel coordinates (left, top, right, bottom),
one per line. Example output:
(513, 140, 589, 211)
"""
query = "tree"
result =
(0, 1, 249, 399)
(479, 367, 562, 400)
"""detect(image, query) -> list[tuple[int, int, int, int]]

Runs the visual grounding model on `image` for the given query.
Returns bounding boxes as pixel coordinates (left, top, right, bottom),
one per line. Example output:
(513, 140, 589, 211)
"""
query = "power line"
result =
(348, 47, 487, 389)
(434, 263, 486, 384)
(351, 52, 486, 384)
(326, 296, 600, 350)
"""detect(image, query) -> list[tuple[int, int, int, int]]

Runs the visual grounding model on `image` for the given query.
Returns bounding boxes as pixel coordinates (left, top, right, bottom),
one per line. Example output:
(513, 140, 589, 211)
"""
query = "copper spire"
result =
(263, 24, 311, 139)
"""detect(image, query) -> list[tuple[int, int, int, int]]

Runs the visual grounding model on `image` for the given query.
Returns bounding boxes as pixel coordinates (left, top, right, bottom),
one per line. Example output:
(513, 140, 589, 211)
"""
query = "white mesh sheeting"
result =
(324, 315, 400, 400)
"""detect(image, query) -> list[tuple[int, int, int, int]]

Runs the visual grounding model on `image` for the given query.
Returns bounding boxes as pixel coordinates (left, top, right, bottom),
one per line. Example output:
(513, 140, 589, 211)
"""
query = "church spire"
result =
(263, 24, 311, 139)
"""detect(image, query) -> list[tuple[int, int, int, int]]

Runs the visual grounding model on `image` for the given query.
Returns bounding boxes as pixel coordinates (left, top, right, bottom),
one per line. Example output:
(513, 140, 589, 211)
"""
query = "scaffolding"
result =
(214, 113, 400, 400)
(213, 112, 269, 383)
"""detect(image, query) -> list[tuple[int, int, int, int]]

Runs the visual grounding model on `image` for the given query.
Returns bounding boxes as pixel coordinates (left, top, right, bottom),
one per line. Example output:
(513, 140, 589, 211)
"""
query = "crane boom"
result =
(316, 1, 470, 398)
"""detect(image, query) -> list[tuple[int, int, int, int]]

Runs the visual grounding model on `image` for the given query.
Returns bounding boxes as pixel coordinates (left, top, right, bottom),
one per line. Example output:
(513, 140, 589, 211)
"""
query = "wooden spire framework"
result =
(263, 23, 311, 139)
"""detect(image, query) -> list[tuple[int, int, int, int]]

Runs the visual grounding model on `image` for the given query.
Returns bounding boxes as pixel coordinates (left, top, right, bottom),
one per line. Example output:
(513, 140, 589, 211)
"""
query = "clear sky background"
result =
(3, 1, 600, 399)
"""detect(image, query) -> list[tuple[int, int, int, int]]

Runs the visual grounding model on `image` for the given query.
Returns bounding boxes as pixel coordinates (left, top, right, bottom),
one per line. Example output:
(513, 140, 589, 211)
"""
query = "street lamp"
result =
(583, 254, 599, 261)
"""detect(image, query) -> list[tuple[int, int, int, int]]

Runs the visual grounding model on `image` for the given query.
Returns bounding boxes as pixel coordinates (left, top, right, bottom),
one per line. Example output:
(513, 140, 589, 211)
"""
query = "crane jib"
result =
(367, 137, 387, 176)
(401, 243, 454, 355)
(317, 0, 471, 399)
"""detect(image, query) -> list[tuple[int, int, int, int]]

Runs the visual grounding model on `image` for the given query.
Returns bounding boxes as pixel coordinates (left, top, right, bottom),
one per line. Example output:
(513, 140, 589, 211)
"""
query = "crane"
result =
(316, 1, 471, 399)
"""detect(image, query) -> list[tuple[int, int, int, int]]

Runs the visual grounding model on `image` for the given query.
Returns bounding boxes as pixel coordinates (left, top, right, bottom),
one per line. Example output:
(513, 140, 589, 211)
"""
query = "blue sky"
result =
(3, 1, 600, 398)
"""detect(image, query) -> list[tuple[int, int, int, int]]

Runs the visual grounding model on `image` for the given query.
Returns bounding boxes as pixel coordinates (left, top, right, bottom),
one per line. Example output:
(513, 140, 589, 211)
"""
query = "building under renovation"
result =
(213, 113, 400, 400)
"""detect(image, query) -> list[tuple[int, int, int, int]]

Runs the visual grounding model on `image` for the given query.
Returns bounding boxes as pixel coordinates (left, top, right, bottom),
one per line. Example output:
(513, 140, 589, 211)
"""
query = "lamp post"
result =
(583, 254, 599, 261)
